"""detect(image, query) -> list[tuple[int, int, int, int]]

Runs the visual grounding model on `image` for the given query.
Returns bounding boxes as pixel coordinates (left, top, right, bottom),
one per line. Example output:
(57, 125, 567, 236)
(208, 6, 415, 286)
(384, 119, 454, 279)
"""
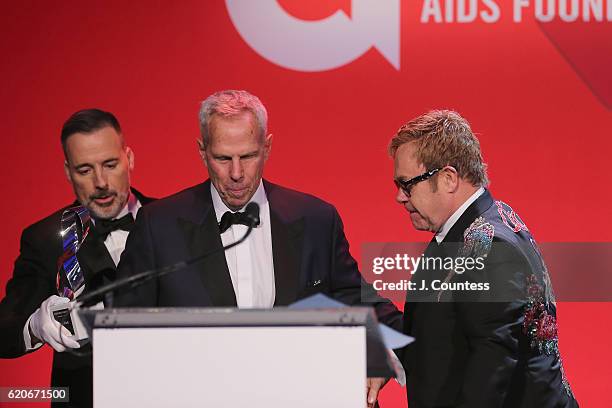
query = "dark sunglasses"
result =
(394, 168, 442, 196)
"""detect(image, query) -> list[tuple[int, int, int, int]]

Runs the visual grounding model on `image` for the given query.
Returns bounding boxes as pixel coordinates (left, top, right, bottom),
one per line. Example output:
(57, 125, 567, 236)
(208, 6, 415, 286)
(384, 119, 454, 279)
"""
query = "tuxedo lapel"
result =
(77, 233, 116, 291)
(270, 209, 303, 306)
(407, 237, 442, 302)
(264, 180, 304, 306)
(78, 187, 155, 290)
(173, 179, 305, 307)
(177, 182, 237, 307)
(435, 189, 495, 301)
(415, 191, 494, 293)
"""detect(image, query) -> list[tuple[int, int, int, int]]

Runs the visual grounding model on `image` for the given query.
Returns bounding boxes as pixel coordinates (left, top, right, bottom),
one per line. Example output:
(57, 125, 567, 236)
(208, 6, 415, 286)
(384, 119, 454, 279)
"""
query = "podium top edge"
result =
(79, 307, 377, 328)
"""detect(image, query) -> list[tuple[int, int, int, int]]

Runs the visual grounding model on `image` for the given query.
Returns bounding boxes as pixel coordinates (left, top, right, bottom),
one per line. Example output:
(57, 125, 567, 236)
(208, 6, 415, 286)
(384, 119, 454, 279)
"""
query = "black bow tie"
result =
(93, 213, 135, 240)
(218, 210, 259, 233)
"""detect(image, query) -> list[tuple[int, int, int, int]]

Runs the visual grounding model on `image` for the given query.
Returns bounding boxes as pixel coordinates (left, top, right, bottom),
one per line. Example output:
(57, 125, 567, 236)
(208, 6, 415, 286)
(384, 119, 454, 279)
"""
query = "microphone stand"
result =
(61, 214, 258, 357)
(74, 223, 255, 309)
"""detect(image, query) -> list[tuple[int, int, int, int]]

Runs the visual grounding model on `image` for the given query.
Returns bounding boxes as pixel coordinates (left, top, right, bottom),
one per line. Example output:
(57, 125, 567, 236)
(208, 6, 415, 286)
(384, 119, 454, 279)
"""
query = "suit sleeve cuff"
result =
(23, 313, 43, 352)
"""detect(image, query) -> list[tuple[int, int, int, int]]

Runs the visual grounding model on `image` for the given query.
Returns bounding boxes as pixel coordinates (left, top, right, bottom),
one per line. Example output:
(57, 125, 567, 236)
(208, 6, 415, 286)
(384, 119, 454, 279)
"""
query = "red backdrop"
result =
(1, 1, 610, 406)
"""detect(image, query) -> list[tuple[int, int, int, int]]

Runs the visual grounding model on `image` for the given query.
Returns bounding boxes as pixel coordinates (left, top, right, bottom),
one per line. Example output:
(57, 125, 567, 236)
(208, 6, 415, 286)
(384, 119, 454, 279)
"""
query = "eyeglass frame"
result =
(394, 168, 442, 196)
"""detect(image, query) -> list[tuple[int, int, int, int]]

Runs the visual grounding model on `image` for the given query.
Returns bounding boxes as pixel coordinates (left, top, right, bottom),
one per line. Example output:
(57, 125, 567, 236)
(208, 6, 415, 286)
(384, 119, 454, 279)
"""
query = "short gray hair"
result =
(199, 90, 268, 147)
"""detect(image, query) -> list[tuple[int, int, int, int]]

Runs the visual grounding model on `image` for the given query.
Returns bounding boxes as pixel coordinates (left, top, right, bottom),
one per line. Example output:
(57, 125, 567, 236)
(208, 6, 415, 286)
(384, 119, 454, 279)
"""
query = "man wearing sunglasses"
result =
(390, 110, 578, 407)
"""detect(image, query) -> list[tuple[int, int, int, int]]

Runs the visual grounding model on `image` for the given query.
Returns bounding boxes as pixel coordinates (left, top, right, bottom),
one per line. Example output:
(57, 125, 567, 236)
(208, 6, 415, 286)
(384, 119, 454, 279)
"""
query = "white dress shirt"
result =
(23, 193, 142, 350)
(435, 187, 485, 244)
(103, 193, 142, 266)
(211, 181, 275, 309)
(211, 184, 408, 385)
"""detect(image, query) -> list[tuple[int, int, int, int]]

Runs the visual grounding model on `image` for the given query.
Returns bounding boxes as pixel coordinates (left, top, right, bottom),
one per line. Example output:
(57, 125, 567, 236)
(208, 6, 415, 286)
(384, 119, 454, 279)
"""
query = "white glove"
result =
(29, 295, 80, 352)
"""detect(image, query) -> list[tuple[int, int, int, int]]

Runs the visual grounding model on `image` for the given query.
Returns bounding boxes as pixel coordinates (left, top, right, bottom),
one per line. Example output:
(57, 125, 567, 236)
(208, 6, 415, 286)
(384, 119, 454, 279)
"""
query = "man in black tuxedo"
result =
(0, 109, 153, 407)
(114, 90, 402, 406)
(390, 110, 578, 407)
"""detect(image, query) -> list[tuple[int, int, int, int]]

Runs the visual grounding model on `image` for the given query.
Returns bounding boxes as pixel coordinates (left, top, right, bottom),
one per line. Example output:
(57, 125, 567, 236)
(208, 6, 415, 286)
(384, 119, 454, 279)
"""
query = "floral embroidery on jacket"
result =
(496, 201, 528, 233)
(523, 275, 574, 398)
(460, 216, 494, 259)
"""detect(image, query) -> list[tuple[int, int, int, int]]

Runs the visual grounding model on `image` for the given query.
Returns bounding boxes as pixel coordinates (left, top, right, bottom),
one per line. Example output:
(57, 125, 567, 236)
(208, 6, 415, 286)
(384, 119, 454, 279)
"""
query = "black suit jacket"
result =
(114, 180, 402, 330)
(0, 189, 153, 408)
(401, 190, 578, 408)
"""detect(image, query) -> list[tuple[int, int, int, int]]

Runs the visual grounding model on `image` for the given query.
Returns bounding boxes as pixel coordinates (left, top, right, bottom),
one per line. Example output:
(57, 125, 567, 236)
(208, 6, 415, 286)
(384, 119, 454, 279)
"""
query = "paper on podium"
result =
(289, 293, 414, 349)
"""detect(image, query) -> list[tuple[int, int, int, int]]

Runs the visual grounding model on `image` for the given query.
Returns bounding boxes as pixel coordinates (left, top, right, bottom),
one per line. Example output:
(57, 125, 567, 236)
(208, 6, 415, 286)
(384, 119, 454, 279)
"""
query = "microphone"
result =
(244, 202, 260, 227)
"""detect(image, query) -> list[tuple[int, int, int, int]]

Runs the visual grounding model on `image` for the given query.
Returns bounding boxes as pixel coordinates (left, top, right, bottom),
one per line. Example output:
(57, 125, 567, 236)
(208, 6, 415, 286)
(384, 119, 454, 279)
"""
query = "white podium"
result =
(80, 307, 393, 408)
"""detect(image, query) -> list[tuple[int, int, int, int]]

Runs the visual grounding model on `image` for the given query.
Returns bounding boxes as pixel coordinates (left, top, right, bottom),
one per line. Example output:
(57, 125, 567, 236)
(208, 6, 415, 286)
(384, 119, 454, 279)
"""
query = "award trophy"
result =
(51, 205, 92, 341)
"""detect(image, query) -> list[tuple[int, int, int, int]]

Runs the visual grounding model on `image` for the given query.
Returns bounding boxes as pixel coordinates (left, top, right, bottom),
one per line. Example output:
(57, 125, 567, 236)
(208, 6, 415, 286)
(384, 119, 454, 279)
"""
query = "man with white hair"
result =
(115, 90, 402, 407)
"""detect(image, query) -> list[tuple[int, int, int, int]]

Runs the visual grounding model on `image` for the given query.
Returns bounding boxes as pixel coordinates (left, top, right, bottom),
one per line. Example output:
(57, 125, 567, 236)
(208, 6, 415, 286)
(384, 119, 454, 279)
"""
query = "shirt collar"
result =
(211, 180, 268, 223)
(114, 191, 141, 220)
(435, 187, 485, 244)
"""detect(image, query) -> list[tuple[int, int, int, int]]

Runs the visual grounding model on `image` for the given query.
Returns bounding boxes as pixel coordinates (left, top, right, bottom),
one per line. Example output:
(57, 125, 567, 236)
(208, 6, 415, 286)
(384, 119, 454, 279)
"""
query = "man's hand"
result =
(29, 295, 80, 352)
(366, 377, 388, 407)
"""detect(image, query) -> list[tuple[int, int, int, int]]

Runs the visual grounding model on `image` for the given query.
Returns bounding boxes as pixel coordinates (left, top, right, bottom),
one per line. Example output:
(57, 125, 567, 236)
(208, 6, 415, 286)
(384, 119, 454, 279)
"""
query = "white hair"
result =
(199, 90, 268, 147)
